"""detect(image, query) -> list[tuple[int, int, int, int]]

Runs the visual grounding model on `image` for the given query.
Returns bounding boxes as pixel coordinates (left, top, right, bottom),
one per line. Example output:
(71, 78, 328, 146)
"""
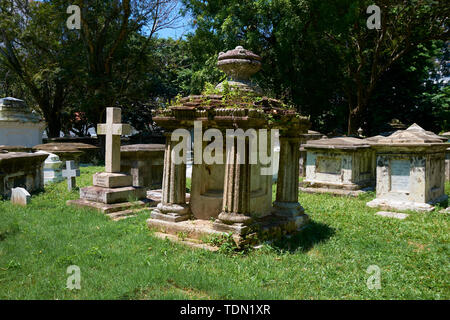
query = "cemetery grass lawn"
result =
(0, 167, 449, 300)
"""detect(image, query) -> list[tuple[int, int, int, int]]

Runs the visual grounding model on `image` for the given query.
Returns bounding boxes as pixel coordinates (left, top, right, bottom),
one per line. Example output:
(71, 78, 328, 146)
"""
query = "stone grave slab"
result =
(376, 211, 409, 220)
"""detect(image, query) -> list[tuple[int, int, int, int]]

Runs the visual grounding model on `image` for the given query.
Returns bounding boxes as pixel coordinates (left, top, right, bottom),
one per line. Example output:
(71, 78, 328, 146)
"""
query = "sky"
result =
(155, 2, 196, 39)
(156, 14, 195, 39)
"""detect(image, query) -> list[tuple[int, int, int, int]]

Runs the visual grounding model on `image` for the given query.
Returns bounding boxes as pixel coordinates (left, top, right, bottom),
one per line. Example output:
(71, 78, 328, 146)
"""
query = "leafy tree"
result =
(319, 0, 449, 134)
(0, 0, 80, 137)
(181, 0, 449, 135)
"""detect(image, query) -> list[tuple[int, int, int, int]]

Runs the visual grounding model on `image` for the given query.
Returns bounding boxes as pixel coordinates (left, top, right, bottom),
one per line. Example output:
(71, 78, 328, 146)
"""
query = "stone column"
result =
(151, 133, 190, 222)
(274, 137, 306, 224)
(215, 134, 253, 234)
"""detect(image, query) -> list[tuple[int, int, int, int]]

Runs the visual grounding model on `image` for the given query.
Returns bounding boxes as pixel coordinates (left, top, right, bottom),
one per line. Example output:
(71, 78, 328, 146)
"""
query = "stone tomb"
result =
(0, 97, 45, 148)
(147, 46, 311, 245)
(299, 130, 326, 177)
(67, 108, 148, 220)
(35, 151, 64, 184)
(0, 145, 32, 153)
(367, 124, 448, 212)
(0, 152, 47, 198)
(33, 142, 100, 167)
(120, 144, 165, 189)
(300, 137, 375, 196)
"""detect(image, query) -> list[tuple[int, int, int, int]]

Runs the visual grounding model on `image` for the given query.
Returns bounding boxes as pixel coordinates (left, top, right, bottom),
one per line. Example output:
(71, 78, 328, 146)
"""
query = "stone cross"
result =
(62, 161, 80, 191)
(97, 108, 131, 173)
(11, 187, 31, 206)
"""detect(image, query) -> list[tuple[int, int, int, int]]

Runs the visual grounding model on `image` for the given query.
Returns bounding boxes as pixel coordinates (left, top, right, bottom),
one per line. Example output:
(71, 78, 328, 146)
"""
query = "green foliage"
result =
(181, 0, 449, 135)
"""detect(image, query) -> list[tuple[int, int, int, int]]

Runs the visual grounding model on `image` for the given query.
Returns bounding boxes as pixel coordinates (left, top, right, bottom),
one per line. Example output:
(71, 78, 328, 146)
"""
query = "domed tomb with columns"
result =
(147, 46, 311, 244)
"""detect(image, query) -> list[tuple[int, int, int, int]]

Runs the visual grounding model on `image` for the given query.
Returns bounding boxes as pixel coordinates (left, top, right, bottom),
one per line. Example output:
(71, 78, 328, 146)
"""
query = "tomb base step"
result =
(152, 232, 220, 252)
(147, 218, 229, 242)
(147, 211, 310, 249)
(80, 186, 146, 204)
(67, 198, 154, 214)
(300, 186, 372, 197)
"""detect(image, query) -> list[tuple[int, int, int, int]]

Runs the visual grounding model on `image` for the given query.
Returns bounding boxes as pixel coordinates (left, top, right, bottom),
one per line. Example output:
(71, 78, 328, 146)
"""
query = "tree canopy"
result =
(0, 0, 448, 137)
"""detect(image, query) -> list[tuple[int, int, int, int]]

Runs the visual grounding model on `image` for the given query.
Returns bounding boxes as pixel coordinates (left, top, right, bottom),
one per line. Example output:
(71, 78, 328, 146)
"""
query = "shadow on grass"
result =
(271, 220, 335, 253)
(435, 197, 448, 209)
(0, 222, 20, 241)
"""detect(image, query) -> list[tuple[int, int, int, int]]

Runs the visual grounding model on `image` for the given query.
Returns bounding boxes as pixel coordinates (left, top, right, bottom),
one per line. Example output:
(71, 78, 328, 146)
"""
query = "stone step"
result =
(67, 198, 151, 214)
(80, 186, 147, 204)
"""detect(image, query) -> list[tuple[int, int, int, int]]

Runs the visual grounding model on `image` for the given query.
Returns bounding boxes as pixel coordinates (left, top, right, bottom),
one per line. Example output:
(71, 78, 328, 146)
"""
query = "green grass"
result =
(0, 166, 448, 299)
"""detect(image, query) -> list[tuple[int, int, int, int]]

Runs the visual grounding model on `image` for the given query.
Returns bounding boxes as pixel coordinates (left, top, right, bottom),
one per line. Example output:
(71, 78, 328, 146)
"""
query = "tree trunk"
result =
(45, 111, 62, 138)
(347, 105, 361, 136)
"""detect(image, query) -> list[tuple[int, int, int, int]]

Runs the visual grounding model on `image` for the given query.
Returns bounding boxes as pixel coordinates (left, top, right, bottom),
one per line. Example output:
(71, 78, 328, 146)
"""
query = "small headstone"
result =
(62, 161, 80, 191)
(439, 207, 449, 214)
(11, 187, 31, 206)
(376, 211, 409, 220)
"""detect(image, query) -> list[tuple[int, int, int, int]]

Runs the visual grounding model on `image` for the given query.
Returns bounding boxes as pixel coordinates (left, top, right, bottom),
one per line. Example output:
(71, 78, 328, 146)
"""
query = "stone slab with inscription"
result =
(390, 160, 410, 192)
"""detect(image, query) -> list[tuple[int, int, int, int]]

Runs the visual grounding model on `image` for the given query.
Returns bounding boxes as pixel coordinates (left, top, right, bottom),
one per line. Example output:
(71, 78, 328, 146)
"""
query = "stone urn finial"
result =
(216, 46, 262, 94)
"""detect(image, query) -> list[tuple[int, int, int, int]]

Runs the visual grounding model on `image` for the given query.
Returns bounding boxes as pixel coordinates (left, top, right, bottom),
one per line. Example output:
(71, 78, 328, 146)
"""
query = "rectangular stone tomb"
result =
(366, 124, 448, 212)
(300, 137, 375, 196)
(0, 152, 47, 198)
(120, 144, 165, 189)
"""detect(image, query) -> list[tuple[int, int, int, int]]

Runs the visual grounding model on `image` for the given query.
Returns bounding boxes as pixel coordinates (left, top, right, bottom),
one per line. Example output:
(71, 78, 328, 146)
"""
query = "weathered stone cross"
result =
(97, 107, 131, 173)
(62, 160, 80, 191)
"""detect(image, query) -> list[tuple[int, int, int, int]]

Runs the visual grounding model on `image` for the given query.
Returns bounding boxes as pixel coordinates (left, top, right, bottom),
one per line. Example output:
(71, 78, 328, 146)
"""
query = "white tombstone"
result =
(0, 97, 45, 147)
(11, 187, 31, 206)
(35, 151, 64, 184)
